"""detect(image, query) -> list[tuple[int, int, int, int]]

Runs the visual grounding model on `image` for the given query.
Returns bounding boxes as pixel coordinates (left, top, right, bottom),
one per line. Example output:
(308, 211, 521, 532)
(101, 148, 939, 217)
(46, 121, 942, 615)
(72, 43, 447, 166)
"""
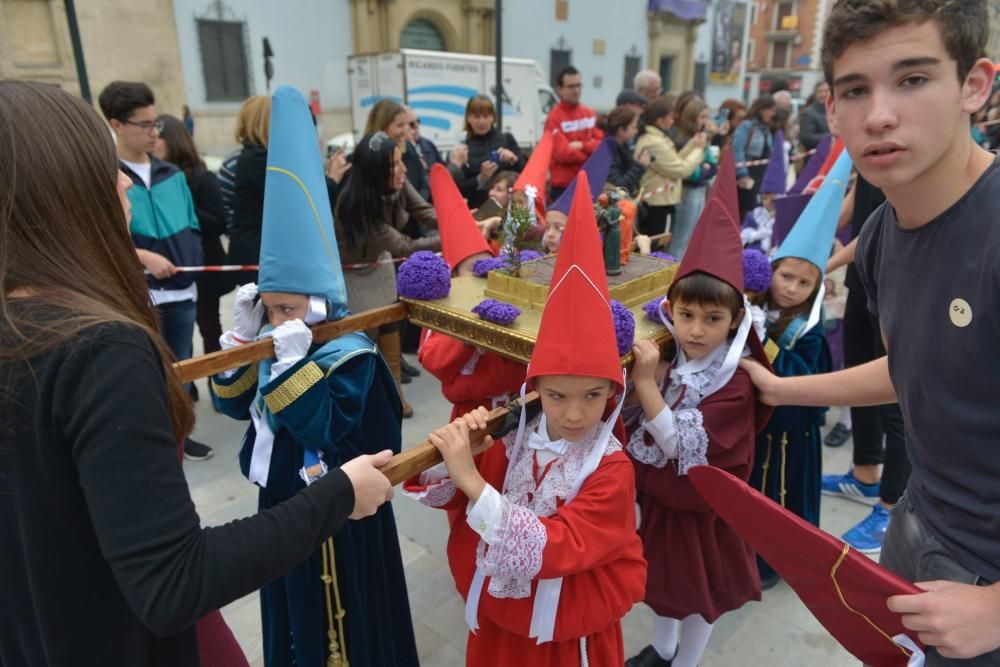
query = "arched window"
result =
(400, 19, 446, 51)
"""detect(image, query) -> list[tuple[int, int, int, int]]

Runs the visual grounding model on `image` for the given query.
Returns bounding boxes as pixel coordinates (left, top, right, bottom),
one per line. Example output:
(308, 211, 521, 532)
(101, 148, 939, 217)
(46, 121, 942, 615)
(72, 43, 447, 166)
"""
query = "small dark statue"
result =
(595, 192, 623, 276)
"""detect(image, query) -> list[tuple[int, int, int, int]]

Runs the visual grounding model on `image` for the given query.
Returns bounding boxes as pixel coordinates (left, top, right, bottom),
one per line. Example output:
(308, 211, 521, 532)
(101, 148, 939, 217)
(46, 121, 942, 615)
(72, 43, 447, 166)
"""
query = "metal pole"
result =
(495, 0, 503, 131)
(737, 0, 753, 104)
(64, 0, 91, 103)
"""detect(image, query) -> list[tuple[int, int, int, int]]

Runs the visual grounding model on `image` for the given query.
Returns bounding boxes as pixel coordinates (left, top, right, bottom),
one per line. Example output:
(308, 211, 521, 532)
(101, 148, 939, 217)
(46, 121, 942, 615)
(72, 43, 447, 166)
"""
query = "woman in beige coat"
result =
(635, 96, 707, 241)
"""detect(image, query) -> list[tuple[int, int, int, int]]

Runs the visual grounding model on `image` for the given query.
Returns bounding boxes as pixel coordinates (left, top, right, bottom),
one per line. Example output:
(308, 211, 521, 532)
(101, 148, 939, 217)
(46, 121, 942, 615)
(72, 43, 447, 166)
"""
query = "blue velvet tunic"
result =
(213, 332, 419, 667)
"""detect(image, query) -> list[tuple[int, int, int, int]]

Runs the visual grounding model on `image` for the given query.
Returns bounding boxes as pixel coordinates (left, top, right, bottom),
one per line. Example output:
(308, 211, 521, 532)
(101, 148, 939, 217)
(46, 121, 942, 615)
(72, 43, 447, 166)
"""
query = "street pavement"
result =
(184, 293, 869, 666)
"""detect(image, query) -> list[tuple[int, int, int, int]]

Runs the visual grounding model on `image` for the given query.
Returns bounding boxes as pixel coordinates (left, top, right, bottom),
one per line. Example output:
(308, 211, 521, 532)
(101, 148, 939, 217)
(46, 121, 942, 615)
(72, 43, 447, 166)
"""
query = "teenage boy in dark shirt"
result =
(743, 1, 1000, 662)
(99, 80, 212, 460)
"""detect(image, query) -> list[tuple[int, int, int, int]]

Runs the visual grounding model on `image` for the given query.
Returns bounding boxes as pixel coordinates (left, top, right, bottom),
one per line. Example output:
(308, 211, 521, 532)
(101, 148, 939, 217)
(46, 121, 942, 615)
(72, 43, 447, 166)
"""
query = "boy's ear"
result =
(663, 298, 673, 319)
(731, 307, 746, 332)
(961, 58, 995, 116)
(825, 93, 838, 135)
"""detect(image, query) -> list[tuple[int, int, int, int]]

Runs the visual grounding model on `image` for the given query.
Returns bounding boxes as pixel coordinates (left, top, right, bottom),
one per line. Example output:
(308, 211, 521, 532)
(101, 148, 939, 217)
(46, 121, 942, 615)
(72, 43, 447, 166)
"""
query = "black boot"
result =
(626, 645, 672, 667)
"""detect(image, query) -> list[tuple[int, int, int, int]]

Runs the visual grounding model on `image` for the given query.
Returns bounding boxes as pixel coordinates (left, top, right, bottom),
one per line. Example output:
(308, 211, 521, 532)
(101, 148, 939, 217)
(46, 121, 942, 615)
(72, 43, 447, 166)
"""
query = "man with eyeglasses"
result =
(99, 81, 213, 461)
(544, 65, 605, 200)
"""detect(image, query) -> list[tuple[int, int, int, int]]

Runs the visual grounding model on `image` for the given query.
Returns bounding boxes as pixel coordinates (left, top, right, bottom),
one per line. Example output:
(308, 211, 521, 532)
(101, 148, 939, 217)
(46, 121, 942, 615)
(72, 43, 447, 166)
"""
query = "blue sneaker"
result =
(821, 470, 881, 506)
(842, 504, 891, 554)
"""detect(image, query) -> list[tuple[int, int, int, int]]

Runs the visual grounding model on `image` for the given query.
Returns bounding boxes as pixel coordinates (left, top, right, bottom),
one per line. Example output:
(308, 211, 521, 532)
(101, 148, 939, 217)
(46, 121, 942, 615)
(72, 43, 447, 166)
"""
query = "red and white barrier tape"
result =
(145, 255, 411, 276)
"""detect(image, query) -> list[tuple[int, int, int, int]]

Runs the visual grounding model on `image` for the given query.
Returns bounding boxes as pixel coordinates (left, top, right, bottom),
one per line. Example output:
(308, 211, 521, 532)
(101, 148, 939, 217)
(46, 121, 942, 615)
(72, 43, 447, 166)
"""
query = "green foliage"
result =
(497, 203, 539, 276)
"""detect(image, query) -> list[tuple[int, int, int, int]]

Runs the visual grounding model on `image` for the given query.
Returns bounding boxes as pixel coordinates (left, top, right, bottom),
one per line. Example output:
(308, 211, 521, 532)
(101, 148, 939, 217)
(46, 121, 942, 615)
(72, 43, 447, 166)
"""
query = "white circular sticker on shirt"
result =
(949, 298, 973, 328)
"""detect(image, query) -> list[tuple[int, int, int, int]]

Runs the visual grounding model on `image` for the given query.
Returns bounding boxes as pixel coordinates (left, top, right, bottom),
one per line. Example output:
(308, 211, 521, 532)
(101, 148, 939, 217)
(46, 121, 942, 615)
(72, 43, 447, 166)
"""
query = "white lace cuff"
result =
(626, 429, 670, 468)
(403, 470, 458, 508)
(675, 408, 709, 475)
(466, 483, 503, 542)
(480, 496, 547, 586)
(644, 405, 679, 459)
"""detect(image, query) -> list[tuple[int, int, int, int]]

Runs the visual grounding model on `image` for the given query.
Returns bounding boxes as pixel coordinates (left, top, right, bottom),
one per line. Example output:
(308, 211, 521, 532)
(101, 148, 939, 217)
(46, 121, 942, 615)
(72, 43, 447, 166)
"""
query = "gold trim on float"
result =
(402, 270, 673, 365)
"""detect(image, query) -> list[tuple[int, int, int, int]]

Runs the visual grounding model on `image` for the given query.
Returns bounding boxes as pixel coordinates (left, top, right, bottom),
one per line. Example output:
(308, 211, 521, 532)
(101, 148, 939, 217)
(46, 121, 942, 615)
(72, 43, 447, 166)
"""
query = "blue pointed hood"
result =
(773, 149, 853, 276)
(259, 86, 348, 319)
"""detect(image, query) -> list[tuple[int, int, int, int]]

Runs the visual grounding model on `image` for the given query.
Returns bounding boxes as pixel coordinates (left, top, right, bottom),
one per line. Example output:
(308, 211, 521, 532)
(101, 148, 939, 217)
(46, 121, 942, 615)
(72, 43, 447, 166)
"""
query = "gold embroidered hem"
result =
(264, 361, 324, 413)
(321, 538, 349, 666)
(211, 362, 259, 399)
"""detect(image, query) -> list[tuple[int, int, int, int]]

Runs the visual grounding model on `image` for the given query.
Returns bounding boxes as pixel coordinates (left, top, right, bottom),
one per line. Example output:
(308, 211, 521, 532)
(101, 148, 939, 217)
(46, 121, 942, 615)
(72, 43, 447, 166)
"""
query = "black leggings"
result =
(843, 288, 911, 505)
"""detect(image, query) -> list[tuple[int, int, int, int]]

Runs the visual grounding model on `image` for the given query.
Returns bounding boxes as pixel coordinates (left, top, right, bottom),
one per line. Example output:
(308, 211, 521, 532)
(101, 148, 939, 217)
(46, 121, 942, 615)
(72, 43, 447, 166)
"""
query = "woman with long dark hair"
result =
(153, 115, 233, 360)
(335, 131, 439, 417)
(604, 105, 650, 196)
(732, 93, 777, 221)
(0, 80, 393, 667)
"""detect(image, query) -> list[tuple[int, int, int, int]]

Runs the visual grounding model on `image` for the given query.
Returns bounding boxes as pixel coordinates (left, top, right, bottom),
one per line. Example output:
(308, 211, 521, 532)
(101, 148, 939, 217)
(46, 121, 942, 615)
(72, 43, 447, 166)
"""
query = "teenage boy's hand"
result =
(138, 249, 177, 279)
(428, 415, 488, 502)
(739, 358, 781, 405)
(888, 581, 1000, 659)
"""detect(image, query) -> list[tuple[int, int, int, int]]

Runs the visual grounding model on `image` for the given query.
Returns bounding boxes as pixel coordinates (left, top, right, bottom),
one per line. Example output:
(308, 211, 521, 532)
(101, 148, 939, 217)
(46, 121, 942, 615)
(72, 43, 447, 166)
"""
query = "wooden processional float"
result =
(173, 251, 678, 487)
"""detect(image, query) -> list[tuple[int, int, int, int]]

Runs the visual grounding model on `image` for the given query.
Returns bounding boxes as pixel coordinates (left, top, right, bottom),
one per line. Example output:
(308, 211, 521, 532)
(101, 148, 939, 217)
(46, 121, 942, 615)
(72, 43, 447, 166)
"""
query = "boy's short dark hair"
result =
(821, 0, 987, 85)
(98, 81, 155, 122)
(556, 66, 580, 88)
(668, 272, 743, 321)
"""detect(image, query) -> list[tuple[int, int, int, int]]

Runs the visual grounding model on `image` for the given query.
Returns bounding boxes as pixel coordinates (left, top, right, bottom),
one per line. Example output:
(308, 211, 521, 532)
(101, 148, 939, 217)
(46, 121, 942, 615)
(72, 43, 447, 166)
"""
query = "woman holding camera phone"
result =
(447, 95, 525, 209)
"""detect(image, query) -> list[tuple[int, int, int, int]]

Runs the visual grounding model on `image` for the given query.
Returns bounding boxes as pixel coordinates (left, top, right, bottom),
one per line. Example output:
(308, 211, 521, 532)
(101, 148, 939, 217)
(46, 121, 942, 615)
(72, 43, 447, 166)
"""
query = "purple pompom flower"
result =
(471, 299, 521, 326)
(397, 251, 451, 300)
(743, 248, 773, 293)
(472, 256, 505, 278)
(610, 300, 635, 355)
(643, 296, 666, 323)
(519, 249, 545, 262)
(649, 251, 676, 262)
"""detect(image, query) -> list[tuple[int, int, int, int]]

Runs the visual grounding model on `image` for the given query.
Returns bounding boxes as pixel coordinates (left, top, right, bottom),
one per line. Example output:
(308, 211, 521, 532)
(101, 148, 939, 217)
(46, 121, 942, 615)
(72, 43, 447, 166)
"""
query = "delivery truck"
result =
(347, 49, 558, 151)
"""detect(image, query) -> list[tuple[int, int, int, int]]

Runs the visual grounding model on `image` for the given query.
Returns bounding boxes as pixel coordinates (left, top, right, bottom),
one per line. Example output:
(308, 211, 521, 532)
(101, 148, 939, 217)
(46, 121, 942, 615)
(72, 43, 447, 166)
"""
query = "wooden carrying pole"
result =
(379, 392, 537, 486)
(173, 302, 408, 383)
(171, 300, 669, 487)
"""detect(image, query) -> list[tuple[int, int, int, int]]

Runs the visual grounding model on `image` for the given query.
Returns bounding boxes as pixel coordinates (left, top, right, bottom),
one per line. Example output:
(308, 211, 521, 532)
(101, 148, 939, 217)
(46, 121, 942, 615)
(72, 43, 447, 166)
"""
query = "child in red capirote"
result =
(418, 164, 526, 420)
(405, 172, 646, 666)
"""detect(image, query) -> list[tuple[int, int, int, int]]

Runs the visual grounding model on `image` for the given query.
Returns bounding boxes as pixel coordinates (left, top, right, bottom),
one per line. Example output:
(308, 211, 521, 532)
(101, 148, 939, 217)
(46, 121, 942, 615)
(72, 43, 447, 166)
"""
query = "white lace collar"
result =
(501, 415, 621, 518)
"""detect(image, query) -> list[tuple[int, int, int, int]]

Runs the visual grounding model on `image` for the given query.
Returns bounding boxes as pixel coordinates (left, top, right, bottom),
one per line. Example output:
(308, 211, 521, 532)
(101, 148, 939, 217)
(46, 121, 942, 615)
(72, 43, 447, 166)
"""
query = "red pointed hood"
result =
(430, 163, 493, 269)
(671, 147, 743, 293)
(689, 465, 924, 667)
(513, 130, 553, 220)
(527, 172, 622, 392)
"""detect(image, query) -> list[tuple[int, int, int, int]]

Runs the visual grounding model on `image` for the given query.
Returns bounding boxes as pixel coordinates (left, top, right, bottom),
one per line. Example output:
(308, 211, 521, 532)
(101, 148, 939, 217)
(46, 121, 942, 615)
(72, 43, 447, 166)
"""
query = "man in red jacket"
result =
(544, 66, 604, 199)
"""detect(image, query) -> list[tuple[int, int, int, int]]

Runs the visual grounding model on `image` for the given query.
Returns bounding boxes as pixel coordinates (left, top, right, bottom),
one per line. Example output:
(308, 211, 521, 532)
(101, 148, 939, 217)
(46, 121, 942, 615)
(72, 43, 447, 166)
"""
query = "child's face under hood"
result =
(668, 297, 742, 361)
(261, 292, 310, 327)
(535, 375, 615, 442)
(770, 257, 820, 310)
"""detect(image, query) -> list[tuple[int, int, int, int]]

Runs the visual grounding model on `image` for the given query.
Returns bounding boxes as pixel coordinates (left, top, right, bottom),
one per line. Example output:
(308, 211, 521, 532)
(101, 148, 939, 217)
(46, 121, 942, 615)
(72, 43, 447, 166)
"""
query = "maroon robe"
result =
(630, 368, 761, 622)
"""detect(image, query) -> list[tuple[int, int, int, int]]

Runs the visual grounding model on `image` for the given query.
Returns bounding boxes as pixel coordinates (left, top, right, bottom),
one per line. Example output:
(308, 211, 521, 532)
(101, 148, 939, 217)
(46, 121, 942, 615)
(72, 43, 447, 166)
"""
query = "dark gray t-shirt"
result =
(857, 158, 1000, 582)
